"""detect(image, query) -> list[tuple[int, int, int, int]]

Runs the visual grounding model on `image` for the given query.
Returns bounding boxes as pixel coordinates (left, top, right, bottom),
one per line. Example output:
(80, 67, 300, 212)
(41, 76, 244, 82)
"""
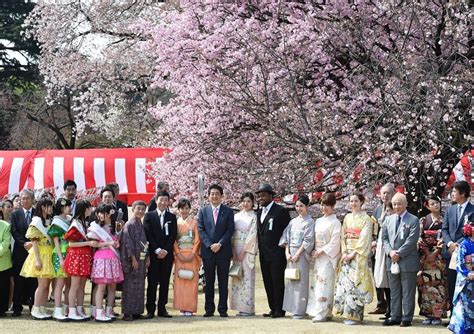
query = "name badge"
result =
(165, 222, 170, 236)
(268, 218, 274, 231)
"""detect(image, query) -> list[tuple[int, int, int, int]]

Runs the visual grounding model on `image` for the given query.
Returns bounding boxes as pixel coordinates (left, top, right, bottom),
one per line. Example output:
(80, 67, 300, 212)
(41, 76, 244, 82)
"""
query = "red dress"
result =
(64, 221, 93, 277)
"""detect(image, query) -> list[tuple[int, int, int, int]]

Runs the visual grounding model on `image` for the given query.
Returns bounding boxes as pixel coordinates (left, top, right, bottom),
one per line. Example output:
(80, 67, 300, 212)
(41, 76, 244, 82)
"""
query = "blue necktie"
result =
(396, 215, 401, 232)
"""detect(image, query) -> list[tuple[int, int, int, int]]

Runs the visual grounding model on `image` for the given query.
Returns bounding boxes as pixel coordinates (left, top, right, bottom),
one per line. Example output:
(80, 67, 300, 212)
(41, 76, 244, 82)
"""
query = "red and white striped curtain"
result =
(0, 148, 168, 201)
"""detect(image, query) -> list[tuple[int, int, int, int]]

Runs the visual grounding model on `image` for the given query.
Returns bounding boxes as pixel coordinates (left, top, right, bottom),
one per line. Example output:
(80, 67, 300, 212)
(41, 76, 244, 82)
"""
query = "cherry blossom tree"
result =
(25, 0, 172, 146)
(29, 1, 472, 212)
(145, 1, 472, 211)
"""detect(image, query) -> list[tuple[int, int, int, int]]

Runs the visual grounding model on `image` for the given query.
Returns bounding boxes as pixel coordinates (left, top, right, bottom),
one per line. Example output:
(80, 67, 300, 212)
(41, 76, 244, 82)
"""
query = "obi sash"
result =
(88, 222, 120, 258)
(289, 230, 304, 247)
(232, 230, 248, 246)
(177, 228, 194, 250)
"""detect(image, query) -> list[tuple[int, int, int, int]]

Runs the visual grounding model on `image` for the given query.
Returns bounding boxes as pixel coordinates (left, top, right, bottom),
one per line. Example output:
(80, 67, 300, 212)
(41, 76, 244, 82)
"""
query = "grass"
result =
(1, 259, 451, 334)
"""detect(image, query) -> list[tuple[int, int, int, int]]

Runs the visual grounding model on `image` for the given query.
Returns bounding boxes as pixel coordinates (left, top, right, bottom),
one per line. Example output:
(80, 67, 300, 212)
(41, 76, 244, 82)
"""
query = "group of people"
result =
(0, 179, 473, 333)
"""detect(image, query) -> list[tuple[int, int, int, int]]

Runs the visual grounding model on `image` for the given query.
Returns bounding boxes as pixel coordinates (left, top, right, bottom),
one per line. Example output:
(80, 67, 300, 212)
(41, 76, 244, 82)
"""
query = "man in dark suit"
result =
(106, 182, 129, 223)
(10, 189, 37, 317)
(62, 179, 77, 216)
(442, 180, 474, 315)
(256, 183, 291, 318)
(382, 192, 420, 327)
(144, 191, 177, 318)
(148, 182, 169, 212)
(197, 184, 235, 317)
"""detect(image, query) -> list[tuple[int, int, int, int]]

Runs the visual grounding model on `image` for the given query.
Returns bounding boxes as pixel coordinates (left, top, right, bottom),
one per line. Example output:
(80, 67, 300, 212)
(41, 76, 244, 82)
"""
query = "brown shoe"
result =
(122, 314, 133, 321)
(369, 307, 386, 315)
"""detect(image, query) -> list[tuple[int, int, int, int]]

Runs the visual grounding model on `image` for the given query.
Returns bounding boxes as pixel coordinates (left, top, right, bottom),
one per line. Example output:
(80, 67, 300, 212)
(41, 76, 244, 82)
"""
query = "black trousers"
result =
(260, 255, 286, 314)
(447, 265, 457, 314)
(0, 268, 11, 314)
(146, 256, 173, 314)
(202, 256, 230, 314)
(12, 271, 36, 313)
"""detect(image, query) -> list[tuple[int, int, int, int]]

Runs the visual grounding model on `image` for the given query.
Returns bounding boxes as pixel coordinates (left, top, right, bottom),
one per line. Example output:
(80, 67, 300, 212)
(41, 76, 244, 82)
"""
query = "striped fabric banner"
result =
(0, 148, 168, 199)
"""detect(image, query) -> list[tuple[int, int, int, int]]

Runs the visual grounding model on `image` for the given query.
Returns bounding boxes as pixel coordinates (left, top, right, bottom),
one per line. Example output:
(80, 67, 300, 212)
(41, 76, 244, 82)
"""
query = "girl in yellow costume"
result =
(20, 198, 55, 320)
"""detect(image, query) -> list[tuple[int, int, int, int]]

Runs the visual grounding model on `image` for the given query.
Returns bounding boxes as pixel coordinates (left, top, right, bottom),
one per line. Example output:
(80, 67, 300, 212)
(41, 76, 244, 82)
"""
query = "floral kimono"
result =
(306, 214, 341, 320)
(229, 210, 258, 314)
(448, 237, 474, 334)
(334, 212, 374, 321)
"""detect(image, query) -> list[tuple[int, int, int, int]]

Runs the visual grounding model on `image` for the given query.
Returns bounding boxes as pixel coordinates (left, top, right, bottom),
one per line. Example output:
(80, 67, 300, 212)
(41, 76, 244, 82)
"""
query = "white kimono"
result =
(306, 214, 341, 320)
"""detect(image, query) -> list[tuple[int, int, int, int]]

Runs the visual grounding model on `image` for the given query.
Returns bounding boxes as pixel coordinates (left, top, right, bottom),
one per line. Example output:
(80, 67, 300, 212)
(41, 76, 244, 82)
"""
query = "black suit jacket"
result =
(257, 202, 291, 261)
(197, 204, 235, 260)
(115, 200, 129, 222)
(442, 201, 474, 258)
(10, 208, 35, 269)
(143, 210, 177, 261)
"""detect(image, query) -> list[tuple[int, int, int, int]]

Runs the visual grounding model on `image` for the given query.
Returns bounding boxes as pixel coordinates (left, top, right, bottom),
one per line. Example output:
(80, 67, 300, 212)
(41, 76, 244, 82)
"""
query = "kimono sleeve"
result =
(278, 221, 291, 247)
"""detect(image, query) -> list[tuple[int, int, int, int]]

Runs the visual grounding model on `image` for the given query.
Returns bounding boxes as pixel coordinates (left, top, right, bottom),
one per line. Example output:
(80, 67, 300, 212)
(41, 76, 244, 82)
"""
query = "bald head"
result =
(391, 192, 407, 215)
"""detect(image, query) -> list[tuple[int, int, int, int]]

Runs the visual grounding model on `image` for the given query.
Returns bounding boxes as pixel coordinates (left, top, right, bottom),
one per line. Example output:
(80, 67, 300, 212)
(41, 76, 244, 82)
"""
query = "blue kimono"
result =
(448, 238, 474, 334)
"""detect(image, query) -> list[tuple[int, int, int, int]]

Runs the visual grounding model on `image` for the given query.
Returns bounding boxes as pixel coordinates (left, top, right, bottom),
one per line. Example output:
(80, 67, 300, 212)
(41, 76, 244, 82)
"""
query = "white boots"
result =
(52, 307, 68, 321)
(106, 306, 116, 320)
(31, 305, 52, 320)
(77, 306, 90, 320)
(68, 307, 90, 321)
(95, 308, 113, 323)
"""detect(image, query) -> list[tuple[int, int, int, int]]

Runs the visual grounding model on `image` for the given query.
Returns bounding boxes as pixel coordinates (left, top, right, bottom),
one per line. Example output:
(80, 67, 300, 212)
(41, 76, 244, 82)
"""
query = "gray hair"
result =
(20, 189, 35, 200)
(381, 183, 396, 194)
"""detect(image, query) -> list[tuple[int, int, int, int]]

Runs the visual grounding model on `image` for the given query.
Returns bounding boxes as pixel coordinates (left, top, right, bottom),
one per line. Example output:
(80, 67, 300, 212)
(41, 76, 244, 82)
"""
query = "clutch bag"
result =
(229, 262, 243, 278)
(178, 269, 194, 280)
(284, 268, 300, 280)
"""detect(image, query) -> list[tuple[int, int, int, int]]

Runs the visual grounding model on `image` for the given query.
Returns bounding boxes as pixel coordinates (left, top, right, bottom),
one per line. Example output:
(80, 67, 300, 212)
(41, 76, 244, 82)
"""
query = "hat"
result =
(255, 183, 275, 195)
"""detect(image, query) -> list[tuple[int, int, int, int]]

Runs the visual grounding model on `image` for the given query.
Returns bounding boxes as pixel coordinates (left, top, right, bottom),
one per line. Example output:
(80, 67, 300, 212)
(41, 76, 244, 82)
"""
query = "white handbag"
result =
(284, 268, 300, 280)
(178, 269, 194, 280)
(390, 262, 400, 275)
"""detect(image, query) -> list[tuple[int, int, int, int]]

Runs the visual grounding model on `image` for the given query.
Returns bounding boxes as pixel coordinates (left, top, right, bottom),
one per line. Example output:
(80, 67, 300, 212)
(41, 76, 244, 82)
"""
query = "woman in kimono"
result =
(334, 193, 374, 325)
(306, 192, 341, 322)
(448, 220, 474, 334)
(48, 198, 72, 321)
(229, 192, 258, 316)
(279, 194, 314, 319)
(417, 196, 448, 325)
(173, 198, 201, 316)
(64, 199, 94, 321)
(20, 198, 54, 320)
(120, 200, 149, 321)
(88, 204, 123, 322)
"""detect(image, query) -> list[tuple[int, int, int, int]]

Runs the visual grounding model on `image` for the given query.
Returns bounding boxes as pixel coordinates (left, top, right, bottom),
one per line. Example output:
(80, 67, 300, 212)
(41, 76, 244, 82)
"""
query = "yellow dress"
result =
(20, 222, 55, 279)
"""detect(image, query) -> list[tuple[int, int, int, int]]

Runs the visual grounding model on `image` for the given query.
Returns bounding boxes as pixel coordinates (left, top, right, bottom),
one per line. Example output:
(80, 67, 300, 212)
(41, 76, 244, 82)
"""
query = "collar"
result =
(399, 210, 408, 220)
(263, 201, 274, 212)
(157, 210, 166, 217)
(459, 201, 469, 211)
(211, 204, 221, 211)
(23, 208, 32, 214)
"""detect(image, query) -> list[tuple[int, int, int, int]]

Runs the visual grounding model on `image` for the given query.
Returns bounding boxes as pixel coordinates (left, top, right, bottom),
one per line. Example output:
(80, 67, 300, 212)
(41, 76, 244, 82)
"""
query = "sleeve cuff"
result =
(447, 241, 453, 248)
(154, 248, 161, 254)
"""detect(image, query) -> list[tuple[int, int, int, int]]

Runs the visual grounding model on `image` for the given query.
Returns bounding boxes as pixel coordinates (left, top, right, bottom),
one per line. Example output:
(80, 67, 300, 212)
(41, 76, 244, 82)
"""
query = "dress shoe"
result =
(400, 321, 412, 327)
(369, 307, 387, 315)
(379, 316, 389, 320)
(271, 311, 285, 318)
(383, 319, 401, 326)
(122, 314, 133, 321)
(12, 311, 21, 317)
(158, 311, 172, 318)
(133, 314, 145, 320)
(203, 312, 214, 317)
(219, 312, 228, 317)
(263, 311, 274, 317)
(144, 313, 154, 319)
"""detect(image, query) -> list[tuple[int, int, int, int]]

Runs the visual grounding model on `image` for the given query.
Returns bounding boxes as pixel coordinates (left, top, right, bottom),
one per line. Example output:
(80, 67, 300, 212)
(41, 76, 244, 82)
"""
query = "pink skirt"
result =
(91, 248, 124, 284)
